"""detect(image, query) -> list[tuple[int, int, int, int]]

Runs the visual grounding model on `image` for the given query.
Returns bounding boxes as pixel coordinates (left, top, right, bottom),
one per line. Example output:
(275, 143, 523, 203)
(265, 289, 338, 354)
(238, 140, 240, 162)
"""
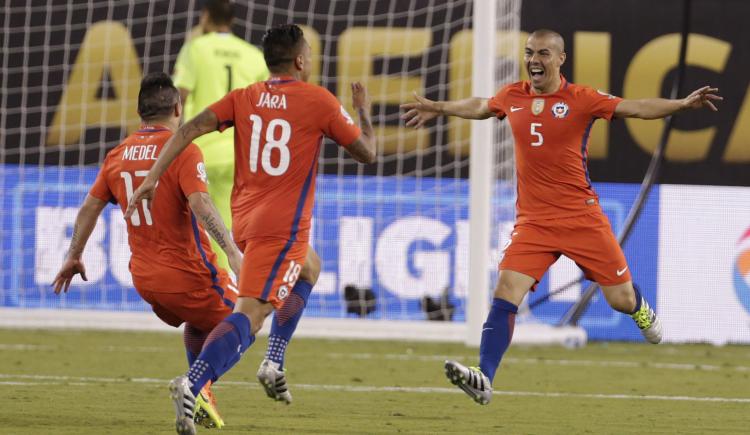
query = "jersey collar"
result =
(267, 75, 297, 85)
(524, 74, 568, 95)
(137, 123, 172, 133)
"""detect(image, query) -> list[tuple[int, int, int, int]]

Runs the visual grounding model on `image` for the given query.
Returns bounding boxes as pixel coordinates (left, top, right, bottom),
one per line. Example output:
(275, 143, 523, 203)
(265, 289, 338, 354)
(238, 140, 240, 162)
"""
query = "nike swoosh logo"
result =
(482, 328, 494, 332)
(510, 106, 523, 112)
(616, 266, 629, 276)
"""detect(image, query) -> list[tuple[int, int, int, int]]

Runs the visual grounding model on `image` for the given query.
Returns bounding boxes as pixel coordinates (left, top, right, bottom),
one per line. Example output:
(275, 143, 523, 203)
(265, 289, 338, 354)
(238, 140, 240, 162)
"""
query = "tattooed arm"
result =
(125, 109, 219, 220)
(52, 195, 107, 294)
(187, 191, 243, 278)
(345, 82, 377, 164)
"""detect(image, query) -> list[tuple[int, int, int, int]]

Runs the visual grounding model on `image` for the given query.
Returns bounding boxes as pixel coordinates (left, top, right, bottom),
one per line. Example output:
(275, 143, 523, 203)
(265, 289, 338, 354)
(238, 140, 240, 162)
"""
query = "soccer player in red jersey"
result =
(401, 29, 722, 405)
(52, 72, 242, 426)
(126, 24, 376, 433)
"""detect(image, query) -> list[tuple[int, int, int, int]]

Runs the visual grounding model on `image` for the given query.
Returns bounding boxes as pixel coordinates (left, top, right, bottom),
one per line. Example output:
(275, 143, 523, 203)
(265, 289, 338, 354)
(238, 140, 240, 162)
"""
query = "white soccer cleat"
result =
(168, 375, 197, 435)
(444, 360, 492, 405)
(257, 359, 292, 405)
(631, 297, 663, 344)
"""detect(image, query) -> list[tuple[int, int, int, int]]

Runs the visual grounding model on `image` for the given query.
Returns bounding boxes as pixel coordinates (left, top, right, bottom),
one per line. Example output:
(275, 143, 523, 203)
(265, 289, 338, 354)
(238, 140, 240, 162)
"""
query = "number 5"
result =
(530, 122, 543, 147)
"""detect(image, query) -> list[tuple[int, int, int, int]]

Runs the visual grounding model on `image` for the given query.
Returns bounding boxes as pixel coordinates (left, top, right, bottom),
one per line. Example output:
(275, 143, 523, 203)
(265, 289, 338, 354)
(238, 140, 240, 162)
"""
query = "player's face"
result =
(299, 40, 313, 82)
(524, 35, 565, 92)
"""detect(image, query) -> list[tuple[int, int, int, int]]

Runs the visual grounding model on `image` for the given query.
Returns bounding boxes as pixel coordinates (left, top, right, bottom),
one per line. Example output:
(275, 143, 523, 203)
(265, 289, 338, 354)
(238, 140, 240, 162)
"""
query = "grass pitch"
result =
(1, 329, 748, 434)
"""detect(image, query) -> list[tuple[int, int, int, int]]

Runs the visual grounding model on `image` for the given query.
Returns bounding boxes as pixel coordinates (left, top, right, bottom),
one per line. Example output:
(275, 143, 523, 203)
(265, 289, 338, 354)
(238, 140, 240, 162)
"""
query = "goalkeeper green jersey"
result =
(174, 31, 269, 167)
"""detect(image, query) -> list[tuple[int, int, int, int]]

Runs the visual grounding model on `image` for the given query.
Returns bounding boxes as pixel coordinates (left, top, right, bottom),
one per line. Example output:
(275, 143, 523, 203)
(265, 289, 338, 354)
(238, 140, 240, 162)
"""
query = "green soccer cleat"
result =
(444, 360, 492, 405)
(631, 297, 663, 344)
(194, 381, 225, 429)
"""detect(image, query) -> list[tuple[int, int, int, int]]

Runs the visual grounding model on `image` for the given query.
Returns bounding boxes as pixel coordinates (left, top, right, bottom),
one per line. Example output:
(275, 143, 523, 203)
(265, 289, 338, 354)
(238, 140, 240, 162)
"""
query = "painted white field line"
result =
(326, 352, 750, 372)
(2, 373, 749, 404)
(4, 343, 748, 373)
(0, 344, 56, 351)
(0, 343, 174, 353)
(4, 342, 747, 373)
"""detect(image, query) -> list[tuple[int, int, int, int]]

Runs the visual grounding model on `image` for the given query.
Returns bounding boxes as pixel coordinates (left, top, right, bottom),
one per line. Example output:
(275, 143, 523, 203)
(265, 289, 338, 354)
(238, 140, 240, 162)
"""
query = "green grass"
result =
(1, 329, 749, 434)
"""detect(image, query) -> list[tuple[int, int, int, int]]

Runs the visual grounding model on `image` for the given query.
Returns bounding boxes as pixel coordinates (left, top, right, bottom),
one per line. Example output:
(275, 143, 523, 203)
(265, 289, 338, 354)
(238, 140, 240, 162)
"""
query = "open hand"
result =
(400, 92, 440, 128)
(52, 258, 87, 294)
(681, 86, 722, 112)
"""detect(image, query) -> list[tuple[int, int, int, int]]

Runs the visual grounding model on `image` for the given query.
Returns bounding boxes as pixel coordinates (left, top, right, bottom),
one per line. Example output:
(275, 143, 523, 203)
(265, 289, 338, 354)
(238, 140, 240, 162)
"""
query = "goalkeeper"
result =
(173, 0, 269, 270)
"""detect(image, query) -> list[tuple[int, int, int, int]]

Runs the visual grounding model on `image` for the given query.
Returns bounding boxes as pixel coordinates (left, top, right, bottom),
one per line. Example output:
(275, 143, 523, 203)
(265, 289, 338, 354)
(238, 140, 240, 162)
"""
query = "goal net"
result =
(0, 0, 579, 344)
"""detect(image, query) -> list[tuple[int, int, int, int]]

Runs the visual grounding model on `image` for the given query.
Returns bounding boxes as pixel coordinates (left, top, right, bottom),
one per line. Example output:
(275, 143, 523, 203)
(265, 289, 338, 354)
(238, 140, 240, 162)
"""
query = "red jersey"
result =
(488, 76, 622, 223)
(89, 126, 227, 293)
(208, 77, 361, 244)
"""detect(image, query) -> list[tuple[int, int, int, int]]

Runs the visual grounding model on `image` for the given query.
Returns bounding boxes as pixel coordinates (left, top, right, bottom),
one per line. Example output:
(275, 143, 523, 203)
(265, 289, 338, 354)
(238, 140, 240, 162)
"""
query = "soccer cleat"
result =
(631, 297, 662, 344)
(194, 381, 225, 429)
(444, 360, 492, 405)
(168, 375, 197, 435)
(256, 359, 292, 405)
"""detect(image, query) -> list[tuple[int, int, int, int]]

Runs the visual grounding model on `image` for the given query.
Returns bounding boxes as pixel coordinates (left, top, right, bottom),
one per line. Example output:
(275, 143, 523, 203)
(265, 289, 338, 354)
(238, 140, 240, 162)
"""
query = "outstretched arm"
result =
(400, 94, 494, 128)
(52, 194, 107, 294)
(125, 109, 218, 219)
(614, 86, 722, 120)
(188, 191, 243, 278)
(345, 82, 377, 164)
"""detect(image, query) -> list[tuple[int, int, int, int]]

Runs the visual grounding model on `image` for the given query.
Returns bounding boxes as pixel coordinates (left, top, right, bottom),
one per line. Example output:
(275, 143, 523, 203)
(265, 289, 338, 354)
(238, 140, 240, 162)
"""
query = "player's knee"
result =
(234, 298, 274, 335)
(494, 279, 526, 306)
(300, 248, 321, 284)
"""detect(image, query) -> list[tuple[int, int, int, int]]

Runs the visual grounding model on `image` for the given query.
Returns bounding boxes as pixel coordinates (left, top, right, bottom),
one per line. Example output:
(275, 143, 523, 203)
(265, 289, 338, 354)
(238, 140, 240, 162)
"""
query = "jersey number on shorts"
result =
(530, 122, 544, 147)
(248, 114, 291, 176)
(120, 171, 153, 226)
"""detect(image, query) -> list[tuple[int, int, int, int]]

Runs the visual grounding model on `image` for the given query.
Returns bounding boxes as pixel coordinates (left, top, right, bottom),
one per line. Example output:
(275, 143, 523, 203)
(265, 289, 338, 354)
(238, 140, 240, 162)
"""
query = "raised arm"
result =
(125, 109, 218, 219)
(614, 86, 722, 120)
(400, 94, 494, 128)
(187, 191, 243, 278)
(52, 194, 108, 294)
(345, 82, 377, 164)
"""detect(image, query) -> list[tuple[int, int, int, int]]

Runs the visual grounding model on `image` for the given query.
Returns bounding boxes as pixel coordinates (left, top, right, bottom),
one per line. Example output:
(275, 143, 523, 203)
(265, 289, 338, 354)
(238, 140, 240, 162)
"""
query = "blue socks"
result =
(479, 298, 518, 383)
(266, 280, 313, 369)
(630, 284, 643, 314)
(187, 313, 254, 396)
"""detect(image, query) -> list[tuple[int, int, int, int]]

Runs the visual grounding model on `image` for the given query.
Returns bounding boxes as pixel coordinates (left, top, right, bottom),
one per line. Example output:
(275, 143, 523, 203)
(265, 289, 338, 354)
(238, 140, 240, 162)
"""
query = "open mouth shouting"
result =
(529, 65, 545, 82)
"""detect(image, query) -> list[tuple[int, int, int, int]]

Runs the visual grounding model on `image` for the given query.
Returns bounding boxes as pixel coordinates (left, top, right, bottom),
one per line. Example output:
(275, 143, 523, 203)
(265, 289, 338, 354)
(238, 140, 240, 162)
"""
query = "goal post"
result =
(466, 0, 496, 347)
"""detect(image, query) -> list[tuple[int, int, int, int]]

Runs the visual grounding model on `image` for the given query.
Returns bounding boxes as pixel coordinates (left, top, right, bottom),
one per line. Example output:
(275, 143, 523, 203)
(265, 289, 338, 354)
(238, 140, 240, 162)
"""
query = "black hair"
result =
(137, 72, 179, 121)
(204, 0, 234, 26)
(262, 24, 305, 70)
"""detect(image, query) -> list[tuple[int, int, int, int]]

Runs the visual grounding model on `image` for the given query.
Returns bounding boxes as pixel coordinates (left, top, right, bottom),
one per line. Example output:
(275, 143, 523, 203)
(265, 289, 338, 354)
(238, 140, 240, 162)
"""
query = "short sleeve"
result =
(579, 86, 623, 120)
(175, 144, 209, 197)
(320, 89, 361, 147)
(487, 86, 509, 119)
(207, 89, 239, 132)
(173, 42, 196, 92)
(89, 161, 114, 203)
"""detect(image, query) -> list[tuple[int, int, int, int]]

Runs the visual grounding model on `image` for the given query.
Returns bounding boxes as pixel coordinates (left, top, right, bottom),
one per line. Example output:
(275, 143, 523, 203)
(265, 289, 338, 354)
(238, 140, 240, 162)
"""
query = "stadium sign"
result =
(3, 0, 749, 185)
